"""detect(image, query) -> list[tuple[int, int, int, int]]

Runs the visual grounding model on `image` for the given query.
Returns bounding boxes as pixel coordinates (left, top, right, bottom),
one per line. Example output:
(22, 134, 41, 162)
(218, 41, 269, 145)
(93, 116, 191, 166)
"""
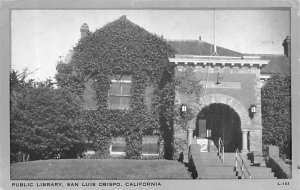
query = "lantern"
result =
(250, 104, 256, 114)
(180, 104, 187, 119)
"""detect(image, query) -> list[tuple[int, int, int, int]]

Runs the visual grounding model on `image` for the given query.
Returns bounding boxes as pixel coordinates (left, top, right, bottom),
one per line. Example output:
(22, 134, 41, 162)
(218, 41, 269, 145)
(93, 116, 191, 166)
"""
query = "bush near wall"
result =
(56, 16, 176, 159)
(10, 70, 85, 162)
(262, 74, 291, 159)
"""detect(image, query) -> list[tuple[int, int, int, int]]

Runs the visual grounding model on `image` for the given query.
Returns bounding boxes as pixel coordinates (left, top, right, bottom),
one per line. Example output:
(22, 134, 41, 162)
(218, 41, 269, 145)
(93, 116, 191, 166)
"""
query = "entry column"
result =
(241, 130, 249, 153)
(187, 128, 193, 149)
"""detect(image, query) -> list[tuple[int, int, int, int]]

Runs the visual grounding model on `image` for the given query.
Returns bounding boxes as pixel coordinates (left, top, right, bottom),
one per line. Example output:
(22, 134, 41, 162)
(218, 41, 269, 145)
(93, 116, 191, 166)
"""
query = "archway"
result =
(195, 103, 242, 152)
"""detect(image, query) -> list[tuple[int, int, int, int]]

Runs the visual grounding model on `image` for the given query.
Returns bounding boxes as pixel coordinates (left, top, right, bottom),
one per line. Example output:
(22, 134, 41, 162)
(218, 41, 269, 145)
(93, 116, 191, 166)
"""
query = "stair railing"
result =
(235, 149, 251, 179)
(218, 137, 225, 163)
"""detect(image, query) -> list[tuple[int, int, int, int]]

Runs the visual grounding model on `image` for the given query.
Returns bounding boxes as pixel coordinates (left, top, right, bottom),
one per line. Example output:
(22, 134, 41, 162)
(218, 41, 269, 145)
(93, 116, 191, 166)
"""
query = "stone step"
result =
(237, 173, 277, 179)
(236, 169, 272, 176)
(201, 171, 236, 176)
(197, 174, 238, 179)
(186, 149, 274, 180)
(200, 163, 236, 167)
(236, 170, 274, 177)
(199, 153, 248, 159)
(249, 176, 277, 179)
(199, 161, 250, 166)
(247, 166, 272, 172)
(197, 157, 249, 162)
(248, 171, 275, 177)
(198, 160, 252, 166)
(235, 168, 275, 178)
(198, 167, 236, 172)
(199, 163, 239, 167)
(199, 155, 247, 159)
(200, 164, 236, 168)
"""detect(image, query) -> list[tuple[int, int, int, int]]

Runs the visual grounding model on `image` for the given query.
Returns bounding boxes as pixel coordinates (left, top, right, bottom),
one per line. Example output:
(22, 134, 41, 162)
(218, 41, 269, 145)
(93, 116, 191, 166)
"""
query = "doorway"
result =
(195, 103, 242, 152)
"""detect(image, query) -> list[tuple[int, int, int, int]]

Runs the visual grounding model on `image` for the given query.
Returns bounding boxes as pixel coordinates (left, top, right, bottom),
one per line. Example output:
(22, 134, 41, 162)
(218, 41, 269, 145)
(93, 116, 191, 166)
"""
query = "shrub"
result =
(10, 70, 84, 161)
(262, 74, 291, 159)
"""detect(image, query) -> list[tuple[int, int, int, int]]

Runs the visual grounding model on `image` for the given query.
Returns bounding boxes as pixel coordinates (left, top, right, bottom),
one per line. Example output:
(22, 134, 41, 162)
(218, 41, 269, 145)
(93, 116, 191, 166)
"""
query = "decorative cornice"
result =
(168, 56, 269, 68)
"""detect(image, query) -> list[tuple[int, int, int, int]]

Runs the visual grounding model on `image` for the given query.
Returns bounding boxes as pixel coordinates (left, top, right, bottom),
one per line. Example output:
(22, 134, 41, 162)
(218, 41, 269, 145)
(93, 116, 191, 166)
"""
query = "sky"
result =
(11, 9, 290, 81)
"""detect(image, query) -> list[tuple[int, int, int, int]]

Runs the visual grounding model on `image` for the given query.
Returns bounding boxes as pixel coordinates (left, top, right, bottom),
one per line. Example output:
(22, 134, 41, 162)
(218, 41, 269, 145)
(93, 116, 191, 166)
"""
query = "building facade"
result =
(61, 17, 290, 159)
(169, 36, 290, 157)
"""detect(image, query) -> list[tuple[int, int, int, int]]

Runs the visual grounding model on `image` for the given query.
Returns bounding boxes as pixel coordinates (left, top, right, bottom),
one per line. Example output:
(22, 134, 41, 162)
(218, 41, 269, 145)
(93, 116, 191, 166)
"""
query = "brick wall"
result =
(174, 65, 263, 155)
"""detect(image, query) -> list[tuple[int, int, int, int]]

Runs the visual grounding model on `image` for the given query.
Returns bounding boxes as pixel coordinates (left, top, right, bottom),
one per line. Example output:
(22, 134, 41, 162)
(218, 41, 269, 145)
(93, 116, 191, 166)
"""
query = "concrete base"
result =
(247, 151, 266, 166)
(241, 149, 249, 153)
(253, 155, 266, 166)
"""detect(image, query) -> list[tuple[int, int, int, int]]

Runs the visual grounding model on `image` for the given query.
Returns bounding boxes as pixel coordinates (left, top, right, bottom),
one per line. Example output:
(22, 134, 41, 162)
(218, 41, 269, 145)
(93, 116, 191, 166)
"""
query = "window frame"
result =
(82, 79, 98, 110)
(108, 77, 132, 110)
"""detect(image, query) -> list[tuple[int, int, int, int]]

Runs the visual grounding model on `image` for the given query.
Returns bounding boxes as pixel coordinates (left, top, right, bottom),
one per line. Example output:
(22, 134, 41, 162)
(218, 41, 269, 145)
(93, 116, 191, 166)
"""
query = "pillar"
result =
(249, 130, 263, 153)
(187, 128, 193, 149)
(242, 130, 249, 153)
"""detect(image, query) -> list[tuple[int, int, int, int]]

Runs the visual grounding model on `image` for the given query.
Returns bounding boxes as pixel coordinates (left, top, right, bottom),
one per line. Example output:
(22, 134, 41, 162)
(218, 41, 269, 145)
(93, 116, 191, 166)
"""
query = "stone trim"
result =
(199, 81, 241, 89)
(196, 94, 251, 129)
(169, 57, 269, 68)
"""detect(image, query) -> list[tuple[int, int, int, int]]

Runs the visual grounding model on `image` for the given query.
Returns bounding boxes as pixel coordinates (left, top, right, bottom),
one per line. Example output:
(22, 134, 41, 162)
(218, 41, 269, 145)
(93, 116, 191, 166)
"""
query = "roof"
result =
(71, 16, 175, 76)
(167, 39, 290, 74)
(70, 19, 290, 75)
(251, 54, 290, 74)
(167, 40, 243, 57)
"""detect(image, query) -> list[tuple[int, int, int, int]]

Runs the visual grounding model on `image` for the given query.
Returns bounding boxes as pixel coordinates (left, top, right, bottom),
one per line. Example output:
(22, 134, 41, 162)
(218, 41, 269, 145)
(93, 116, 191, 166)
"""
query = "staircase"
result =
(186, 145, 276, 179)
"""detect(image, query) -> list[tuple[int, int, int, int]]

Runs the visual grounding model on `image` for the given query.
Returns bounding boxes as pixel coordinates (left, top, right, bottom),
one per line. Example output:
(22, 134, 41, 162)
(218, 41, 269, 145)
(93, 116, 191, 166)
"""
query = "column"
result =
(242, 130, 248, 153)
(187, 128, 194, 149)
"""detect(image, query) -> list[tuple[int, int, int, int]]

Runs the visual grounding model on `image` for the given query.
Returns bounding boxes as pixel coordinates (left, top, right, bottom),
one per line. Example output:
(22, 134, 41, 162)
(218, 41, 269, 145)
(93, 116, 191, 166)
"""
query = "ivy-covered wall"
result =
(55, 16, 176, 159)
(262, 74, 291, 159)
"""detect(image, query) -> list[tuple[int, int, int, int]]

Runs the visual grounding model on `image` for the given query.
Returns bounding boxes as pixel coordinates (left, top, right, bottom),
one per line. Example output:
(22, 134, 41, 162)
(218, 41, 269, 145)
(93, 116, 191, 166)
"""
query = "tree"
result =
(10, 69, 84, 162)
(261, 74, 291, 159)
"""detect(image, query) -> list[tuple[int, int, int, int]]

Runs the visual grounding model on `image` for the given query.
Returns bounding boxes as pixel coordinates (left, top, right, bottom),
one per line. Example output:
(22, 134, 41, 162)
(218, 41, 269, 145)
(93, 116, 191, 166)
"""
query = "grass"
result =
(11, 159, 192, 180)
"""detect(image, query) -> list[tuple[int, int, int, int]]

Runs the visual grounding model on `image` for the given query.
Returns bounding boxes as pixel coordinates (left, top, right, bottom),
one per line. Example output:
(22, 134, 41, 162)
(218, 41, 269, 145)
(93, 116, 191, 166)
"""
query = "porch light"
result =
(181, 104, 187, 112)
(250, 104, 256, 114)
(180, 104, 187, 119)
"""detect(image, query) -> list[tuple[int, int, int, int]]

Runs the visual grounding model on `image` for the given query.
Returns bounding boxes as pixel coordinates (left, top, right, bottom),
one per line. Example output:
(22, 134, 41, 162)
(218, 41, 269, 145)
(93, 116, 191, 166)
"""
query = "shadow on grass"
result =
(182, 159, 198, 179)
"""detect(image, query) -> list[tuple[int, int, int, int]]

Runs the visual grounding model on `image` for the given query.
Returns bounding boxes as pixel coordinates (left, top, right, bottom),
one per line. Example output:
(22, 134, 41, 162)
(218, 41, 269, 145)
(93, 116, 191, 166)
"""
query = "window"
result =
(108, 76, 132, 110)
(82, 80, 98, 110)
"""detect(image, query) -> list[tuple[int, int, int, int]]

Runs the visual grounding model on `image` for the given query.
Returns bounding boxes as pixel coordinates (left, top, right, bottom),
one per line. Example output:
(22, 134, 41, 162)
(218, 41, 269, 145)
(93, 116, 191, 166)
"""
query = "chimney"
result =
(199, 36, 202, 41)
(282, 36, 291, 57)
(120, 15, 127, 20)
(80, 23, 89, 39)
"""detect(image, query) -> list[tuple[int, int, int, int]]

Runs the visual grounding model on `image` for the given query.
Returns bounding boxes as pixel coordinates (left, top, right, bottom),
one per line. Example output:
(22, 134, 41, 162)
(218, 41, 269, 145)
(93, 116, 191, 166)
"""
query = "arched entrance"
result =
(195, 103, 242, 152)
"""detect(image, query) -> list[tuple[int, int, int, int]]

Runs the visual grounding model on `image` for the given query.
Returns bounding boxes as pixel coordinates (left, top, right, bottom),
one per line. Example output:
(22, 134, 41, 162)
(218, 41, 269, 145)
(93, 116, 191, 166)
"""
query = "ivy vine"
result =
(56, 16, 176, 159)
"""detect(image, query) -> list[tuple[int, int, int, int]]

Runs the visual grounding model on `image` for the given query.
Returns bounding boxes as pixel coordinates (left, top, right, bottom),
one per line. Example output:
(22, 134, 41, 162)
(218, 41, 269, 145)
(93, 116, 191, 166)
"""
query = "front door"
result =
(196, 103, 242, 152)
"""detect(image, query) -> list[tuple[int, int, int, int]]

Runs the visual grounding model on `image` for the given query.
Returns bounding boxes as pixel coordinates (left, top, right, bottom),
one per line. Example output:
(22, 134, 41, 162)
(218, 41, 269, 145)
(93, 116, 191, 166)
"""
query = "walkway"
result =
(187, 144, 276, 179)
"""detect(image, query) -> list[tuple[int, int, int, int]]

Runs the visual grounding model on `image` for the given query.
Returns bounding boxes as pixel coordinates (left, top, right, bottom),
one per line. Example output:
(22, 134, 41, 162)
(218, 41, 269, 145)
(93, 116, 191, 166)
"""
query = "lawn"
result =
(11, 159, 192, 180)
